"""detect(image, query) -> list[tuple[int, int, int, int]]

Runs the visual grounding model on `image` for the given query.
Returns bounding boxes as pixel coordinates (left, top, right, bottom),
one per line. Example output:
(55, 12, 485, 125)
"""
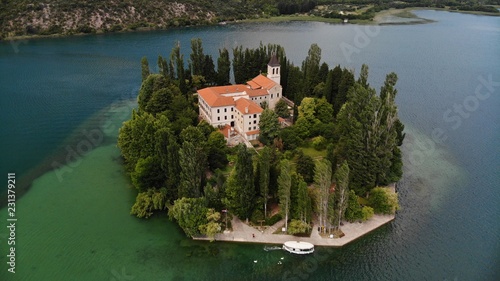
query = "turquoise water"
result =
(0, 10, 499, 280)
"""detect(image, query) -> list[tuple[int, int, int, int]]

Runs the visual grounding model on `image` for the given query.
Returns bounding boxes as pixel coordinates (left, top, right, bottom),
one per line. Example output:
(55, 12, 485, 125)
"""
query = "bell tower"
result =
(267, 53, 281, 85)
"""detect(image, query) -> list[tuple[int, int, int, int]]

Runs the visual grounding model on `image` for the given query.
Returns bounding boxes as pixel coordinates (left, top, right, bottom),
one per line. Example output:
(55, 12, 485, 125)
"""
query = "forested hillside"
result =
(1, 0, 498, 39)
(0, 0, 287, 39)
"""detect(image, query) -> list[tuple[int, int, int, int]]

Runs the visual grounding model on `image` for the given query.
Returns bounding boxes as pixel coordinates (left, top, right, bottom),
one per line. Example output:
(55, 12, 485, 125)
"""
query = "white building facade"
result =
(197, 55, 282, 141)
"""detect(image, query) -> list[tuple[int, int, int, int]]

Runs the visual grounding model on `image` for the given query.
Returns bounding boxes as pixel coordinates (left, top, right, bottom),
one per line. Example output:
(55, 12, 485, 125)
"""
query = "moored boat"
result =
(282, 241, 314, 254)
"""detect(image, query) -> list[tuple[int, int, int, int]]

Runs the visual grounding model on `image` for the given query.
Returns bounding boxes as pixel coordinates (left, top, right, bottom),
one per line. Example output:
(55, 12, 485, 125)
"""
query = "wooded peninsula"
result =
(117, 39, 404, 242)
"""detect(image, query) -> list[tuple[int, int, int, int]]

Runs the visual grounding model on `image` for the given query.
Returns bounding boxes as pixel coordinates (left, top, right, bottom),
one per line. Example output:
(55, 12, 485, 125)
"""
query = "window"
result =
(231, 115, 233, 119)
(217, 109, 220, 113)
(224, 108, 227, 112)
(253, 120, 256, 124)
(253, 114, 257, 118)
(225, 116, 227, 120)
(254, 126, 256, 130)
(277, 93, 280, 97)
(249, 122, 251, 125)
(271, 94, 273, 98)
(217, 117, 220, 121)
(231, 107, 233, 112)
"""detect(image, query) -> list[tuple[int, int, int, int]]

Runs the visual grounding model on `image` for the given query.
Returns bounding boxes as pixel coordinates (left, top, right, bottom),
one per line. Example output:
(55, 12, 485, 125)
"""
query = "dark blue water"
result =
(0, 10, 499, 280)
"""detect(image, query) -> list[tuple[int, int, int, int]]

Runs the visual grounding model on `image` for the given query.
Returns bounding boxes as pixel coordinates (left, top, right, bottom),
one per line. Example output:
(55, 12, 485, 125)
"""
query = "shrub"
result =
(266, 213, 282, 226)
(361, 206, 374, 221)
(312, 136, 327, 150)
(287, 219, 311, 235)
(345, 190, 363, 222)
(250, 208, 264, 224)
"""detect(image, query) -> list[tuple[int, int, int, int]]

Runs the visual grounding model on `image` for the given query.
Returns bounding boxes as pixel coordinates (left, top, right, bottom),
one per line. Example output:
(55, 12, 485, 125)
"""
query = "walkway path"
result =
(194, 214, 395, 247)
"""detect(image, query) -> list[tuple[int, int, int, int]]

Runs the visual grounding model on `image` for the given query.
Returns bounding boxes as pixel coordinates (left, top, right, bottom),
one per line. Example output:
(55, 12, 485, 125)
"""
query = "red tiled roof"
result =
(247, 88, 268, 97)
(234, 98, 263, 115)
(219, 125, 231, 138)
(198, 75, 274, 108)
(198, 87, 236, 107)
(248, 74, 276, 90)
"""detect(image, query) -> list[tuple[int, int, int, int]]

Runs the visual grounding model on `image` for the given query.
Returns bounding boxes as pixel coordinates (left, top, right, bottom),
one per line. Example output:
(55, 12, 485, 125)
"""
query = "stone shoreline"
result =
(193, 213, 395, 247)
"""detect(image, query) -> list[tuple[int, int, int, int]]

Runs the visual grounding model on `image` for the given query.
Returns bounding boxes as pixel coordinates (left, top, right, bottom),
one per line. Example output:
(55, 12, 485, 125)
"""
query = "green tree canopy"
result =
(225, 145, 255, 219)
(296, 151, 315, 184)
(368, 187, 399, 214)
(259, 108, 280, 145)
(274, 99, 290, 118)
(169, 197, 210, 237)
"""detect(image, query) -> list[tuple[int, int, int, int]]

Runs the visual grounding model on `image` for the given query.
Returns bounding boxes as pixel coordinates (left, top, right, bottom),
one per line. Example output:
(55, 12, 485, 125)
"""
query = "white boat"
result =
(282, 241, 314, 255)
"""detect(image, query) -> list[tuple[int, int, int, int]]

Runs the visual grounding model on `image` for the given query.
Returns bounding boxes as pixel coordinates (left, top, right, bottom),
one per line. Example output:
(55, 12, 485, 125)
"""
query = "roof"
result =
(234, 98, 263, 115)
(268, 54, 280, 67)
(198, 85, 247, 107)
(246, 130, 260, 136)
(197, 73, 276, 109)
(247, 88, 268, 97)
(283, 241, 314, 250)
(219, 124, 231, 138)
(248, 74, 276, 90)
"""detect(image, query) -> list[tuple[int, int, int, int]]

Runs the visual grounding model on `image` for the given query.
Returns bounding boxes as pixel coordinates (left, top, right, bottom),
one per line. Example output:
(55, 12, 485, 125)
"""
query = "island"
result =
(117, 39, 403, 247)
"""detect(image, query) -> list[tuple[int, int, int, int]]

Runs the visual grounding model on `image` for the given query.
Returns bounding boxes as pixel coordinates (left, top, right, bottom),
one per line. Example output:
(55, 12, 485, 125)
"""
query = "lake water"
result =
(0, 10, 499, 280)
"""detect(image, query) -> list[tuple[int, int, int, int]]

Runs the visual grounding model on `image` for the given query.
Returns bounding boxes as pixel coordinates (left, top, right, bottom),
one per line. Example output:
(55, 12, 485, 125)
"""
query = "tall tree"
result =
(324, 65, 342, 105)
(295, 175, 311, 223)
(296, 151, 315, 184)
(301, 43, 322, 95)
(377, 73, 404, 184)
(335, 70, 404, 196)
(358, 64, 370, 89)
(232, 46, 245, 84)
(157, 55, 169, 77)
(168, 197, 215, 238)
(259, 109, 280, 145)
(170, 41, 187, 94)
(189, 38, 204, 76)
(334, 68, 355, 117)
(285, 64, 304, 103)
(216, 48, 230, 86)
(207, 131, 228, 171)
(166, 134, 181, 201)
(141, 56, 150, 81)
(202, 55, 216, 85)
(335, 83, 379, 195)
(225, 145, 255, 219)
(332, 161, 350, 230)
(314, 159, 332, 234)
(178, 141, 207, 198)
(274, 99, 290, 118)
(258, 147, 271, 218)
(278, 160, 292, 231)
(118, 111, 158, 172)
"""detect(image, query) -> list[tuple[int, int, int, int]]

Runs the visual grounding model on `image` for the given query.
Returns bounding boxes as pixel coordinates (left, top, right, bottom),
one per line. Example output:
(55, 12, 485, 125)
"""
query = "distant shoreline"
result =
(2, 7, 498, 42)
